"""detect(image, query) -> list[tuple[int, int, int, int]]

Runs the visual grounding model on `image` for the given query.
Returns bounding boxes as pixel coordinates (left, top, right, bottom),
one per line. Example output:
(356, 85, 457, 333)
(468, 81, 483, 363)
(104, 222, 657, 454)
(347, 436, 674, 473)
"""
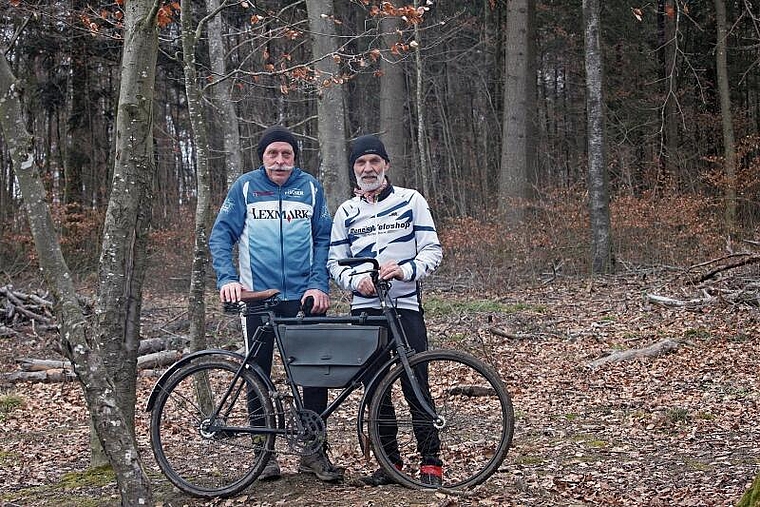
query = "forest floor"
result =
(1, 268, 759, 507)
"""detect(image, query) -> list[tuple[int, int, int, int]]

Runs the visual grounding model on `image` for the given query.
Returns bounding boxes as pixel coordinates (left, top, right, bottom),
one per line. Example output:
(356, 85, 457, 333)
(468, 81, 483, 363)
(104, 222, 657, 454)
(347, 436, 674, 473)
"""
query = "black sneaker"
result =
(252, 435, 281, 481)
(419, 464, 443, 487)
(258, 454, 281, 481)
(298, 448, 344, 482)
(355, 464, 402, 486)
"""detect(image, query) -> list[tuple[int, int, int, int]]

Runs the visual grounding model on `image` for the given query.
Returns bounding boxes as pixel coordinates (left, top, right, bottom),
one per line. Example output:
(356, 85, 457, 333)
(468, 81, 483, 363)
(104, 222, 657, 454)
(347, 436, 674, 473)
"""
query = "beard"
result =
(356, 169, 385, 192)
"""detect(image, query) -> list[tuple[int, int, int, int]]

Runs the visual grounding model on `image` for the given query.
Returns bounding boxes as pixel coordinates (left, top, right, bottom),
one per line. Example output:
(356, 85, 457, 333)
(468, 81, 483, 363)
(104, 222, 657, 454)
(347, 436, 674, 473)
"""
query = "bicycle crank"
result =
(284, 408, 326, 455)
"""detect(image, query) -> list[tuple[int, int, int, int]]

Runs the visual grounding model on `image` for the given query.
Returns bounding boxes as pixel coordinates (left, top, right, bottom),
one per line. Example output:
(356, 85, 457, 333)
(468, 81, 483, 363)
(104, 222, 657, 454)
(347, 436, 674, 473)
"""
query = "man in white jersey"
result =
(327, 134, 444, 486)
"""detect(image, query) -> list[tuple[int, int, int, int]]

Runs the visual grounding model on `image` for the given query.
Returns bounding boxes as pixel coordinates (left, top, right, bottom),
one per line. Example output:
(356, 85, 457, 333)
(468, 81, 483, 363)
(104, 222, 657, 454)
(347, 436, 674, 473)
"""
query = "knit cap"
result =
(257, 126, 299, 162)
(349, 135, 390, 168)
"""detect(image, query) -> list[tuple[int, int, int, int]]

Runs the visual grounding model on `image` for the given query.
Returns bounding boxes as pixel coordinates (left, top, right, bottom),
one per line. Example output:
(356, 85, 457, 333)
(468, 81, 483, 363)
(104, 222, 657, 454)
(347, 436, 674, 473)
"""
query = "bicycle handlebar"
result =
(225, 258, 387, 314)
(337, 257, 379, 270)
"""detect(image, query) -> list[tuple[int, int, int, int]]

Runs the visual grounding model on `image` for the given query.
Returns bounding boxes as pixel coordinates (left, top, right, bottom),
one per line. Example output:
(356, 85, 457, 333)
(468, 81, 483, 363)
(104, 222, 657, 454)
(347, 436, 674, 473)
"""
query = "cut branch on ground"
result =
(587, 338, 680, 368)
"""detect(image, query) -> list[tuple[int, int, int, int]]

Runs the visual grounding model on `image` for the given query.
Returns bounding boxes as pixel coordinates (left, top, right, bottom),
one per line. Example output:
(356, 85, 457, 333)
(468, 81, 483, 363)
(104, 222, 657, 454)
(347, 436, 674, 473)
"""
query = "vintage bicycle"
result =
(146, 257, 514, 498)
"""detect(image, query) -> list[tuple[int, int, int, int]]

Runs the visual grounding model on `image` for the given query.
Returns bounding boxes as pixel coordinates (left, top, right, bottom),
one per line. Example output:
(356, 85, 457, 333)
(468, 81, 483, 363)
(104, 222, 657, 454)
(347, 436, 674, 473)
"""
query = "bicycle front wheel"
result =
(149, 360, 276, 498)
(368, 349, 514, 489)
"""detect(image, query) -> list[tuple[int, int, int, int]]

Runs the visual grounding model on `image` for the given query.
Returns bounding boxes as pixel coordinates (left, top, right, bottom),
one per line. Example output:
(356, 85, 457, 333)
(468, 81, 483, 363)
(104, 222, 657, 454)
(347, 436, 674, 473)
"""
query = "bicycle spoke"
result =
(150, 361, 276, 498)
(368, 350, 514, 489)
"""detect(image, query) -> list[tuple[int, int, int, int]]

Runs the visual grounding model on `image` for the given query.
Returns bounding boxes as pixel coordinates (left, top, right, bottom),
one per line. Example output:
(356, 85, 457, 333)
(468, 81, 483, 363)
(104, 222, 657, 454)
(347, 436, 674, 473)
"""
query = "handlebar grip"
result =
(301, 296, 314, 316)
(337, 257, 378, 269)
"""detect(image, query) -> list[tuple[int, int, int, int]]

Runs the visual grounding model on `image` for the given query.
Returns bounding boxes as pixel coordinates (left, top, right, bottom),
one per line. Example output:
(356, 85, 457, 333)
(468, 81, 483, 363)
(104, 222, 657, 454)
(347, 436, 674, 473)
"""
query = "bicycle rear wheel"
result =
(368, 349, 514, 489)
(149, 360, 275, 498)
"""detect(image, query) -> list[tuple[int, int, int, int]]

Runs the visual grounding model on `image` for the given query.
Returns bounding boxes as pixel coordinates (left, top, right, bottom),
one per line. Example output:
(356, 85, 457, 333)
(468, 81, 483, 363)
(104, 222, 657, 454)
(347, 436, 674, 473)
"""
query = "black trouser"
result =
(354, 307, 442, 467)
(247, 300, 328, 427)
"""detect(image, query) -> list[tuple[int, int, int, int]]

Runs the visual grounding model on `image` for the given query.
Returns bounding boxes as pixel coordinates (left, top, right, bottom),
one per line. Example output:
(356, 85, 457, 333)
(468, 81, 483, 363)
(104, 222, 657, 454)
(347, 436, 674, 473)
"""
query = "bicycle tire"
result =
(367, 349, 514, 489)
(149, 360, 276, 498)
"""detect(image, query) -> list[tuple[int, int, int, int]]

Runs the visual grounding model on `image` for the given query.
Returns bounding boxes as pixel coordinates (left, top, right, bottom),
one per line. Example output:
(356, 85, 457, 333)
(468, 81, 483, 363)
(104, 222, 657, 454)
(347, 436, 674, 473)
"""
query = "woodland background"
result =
(1, 0, 760, 506)
(1, 0, 759, 279)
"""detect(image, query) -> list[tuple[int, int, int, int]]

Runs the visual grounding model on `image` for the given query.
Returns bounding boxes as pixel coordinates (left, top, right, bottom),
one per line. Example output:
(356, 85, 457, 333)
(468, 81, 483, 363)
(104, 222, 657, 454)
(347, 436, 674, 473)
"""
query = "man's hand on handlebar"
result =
(378, 261, 405, 282)
(355, 261, 404, 297)
(356, 275, 376, 297)
(219, 281, 245, 302)
(302, 289, 330, 314)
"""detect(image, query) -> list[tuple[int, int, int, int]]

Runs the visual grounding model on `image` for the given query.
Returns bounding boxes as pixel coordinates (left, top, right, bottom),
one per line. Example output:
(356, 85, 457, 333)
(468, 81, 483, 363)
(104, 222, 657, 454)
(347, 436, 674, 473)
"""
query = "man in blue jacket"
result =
(209, 125, 341, 482)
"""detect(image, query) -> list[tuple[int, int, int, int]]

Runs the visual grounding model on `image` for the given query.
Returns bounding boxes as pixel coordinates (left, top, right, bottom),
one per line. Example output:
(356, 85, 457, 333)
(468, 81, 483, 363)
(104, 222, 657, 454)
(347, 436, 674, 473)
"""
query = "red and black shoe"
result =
(420, 464, 443, 487)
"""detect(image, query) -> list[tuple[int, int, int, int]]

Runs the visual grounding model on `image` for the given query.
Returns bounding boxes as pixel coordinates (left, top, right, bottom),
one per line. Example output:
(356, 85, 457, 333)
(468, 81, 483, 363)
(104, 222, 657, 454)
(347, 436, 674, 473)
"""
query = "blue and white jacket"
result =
(327, 185, 442, 311)
(209, 167, 332, 300)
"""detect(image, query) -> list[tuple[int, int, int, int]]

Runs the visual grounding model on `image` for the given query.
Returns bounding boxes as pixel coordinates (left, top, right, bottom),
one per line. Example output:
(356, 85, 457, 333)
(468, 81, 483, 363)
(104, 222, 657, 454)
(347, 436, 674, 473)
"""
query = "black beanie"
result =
(257, 126, 299, 162)
(349, 134, 390, 168)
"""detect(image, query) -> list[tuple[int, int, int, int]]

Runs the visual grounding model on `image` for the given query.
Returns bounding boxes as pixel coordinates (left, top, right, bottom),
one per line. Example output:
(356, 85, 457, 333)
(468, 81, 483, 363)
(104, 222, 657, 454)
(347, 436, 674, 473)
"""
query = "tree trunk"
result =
(90, 0, 159, 471)
(658, 0, 681, 184)
(379, 15, 409, 186)
(306, 0, 350, 210)
(412, 0, 430, 198)
(583, 0, 613, 274)
(499, 0, 537, 218)
(0, 49, 153, 506)
(181, 0, 212, 353)
(206, 0, 243, 187)
(714, 0, 737, 231)
(64, 1, 90, 206)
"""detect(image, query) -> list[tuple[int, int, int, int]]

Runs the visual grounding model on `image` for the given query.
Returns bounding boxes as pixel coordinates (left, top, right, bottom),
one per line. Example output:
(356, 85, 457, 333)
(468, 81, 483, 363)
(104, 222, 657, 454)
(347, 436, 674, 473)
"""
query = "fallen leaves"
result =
(1, 272, 758, 505)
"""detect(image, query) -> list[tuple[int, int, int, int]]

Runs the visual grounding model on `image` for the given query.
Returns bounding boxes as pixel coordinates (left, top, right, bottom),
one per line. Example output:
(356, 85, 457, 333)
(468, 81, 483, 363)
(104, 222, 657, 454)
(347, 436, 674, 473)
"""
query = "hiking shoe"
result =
(258, 454, 281, 481)
(298, 448, 344, 482)
(420, 464, 443, 487)
(356, 467, 398, 486)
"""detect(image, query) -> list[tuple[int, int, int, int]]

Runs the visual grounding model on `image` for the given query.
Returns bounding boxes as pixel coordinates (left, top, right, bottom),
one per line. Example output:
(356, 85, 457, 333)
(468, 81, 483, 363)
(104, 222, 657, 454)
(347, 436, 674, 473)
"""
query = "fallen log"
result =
(7, 349, 185, 383)
(17, 358, 72, 372)
(588, 338, 680, 368)
(490, 326, 534, 340)
(138, 337, 172, 355)
(0, 325, 20, 337)
(646, 293, 713, 308)
(137, 350, 183, 369)
(694, 254, 760, 283)
(1, 369, 77, 383)
(0, 285, 56, 326)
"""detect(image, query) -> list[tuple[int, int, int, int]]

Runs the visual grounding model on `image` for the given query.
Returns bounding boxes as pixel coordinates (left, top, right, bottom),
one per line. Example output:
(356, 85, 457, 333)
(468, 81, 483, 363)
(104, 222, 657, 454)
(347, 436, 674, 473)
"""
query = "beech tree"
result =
(179, 0, 214, 354)
(583, 0, 613, 273)
(306, 0, 350, 209)
(499, 0, 537, 219)
(713, 0, 737, 230)
(378, 15, 409, 185)
(205, 0, 243, 188)
(0, 0, 160, 501)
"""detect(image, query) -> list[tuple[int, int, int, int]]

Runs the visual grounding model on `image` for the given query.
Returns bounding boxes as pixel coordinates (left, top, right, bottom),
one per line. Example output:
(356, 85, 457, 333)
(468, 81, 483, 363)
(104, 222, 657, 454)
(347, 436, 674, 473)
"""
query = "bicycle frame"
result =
(146, 257, 442, 449)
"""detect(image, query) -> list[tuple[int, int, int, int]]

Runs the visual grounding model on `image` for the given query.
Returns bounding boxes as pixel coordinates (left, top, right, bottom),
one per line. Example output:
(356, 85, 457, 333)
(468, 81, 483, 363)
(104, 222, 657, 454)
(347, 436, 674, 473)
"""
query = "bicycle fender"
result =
(355, 356, 399, 456)
(144, 349, 245, 412)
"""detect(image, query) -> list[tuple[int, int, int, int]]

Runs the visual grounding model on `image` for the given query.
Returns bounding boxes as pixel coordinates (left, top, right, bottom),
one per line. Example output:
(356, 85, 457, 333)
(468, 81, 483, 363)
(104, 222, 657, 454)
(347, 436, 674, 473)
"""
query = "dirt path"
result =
(1, 274, 758, 506)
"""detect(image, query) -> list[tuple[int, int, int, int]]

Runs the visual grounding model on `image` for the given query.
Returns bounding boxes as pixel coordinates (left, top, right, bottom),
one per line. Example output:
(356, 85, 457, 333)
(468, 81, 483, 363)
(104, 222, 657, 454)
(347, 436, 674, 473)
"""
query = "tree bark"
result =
(206, 0, 243, 187)
(657, 0, 681, 183)
(499, 0, 537, 218)
(379, 15, 409, 186)
(306, 0, 350, 210)
(714, 0, 737, 230)
(583, 0, 613, 273)
(0, 48, 153, 505)
(90, 0, 159, 471)
(412, 0, 431, 198)
(181, 0, 213, 353)
(587, 339, 679, 368)
(64, 0, 90, 206)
